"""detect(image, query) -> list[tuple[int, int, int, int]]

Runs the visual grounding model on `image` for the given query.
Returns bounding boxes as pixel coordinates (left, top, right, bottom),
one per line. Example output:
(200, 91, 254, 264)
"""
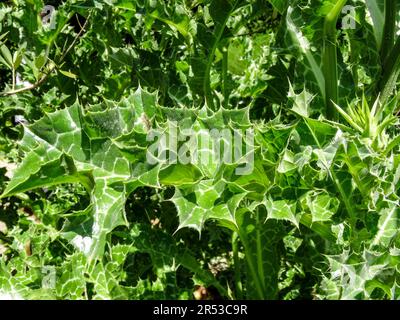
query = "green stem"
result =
(238, 229, 265, 299)
(12, 67, 15, 90)
(330, 168, 356, 228)
(323, 0, 347, 120)
(204, 32, 223, 110)
(255, 207, 266, 293)
(380, 0, 396, 64)
(379, 36, 400, 103)
(232, 232, 243, 299)
(222, 47, 229, 109)
(204, 1, 238, 110)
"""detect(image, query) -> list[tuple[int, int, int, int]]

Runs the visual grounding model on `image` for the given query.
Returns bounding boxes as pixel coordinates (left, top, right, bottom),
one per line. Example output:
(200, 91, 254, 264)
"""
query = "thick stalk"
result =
(255, 208, 266, 293)
(231, 232, 243, 299)
(222, 48, 229, 109)
(323, 0, 347, 120)
(204, 24, 226, 110)
(237, 229, 265, 299)
(11, 67, 15, 90)
(380, 0, 396, 64)
(204, 0, 238, 110)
